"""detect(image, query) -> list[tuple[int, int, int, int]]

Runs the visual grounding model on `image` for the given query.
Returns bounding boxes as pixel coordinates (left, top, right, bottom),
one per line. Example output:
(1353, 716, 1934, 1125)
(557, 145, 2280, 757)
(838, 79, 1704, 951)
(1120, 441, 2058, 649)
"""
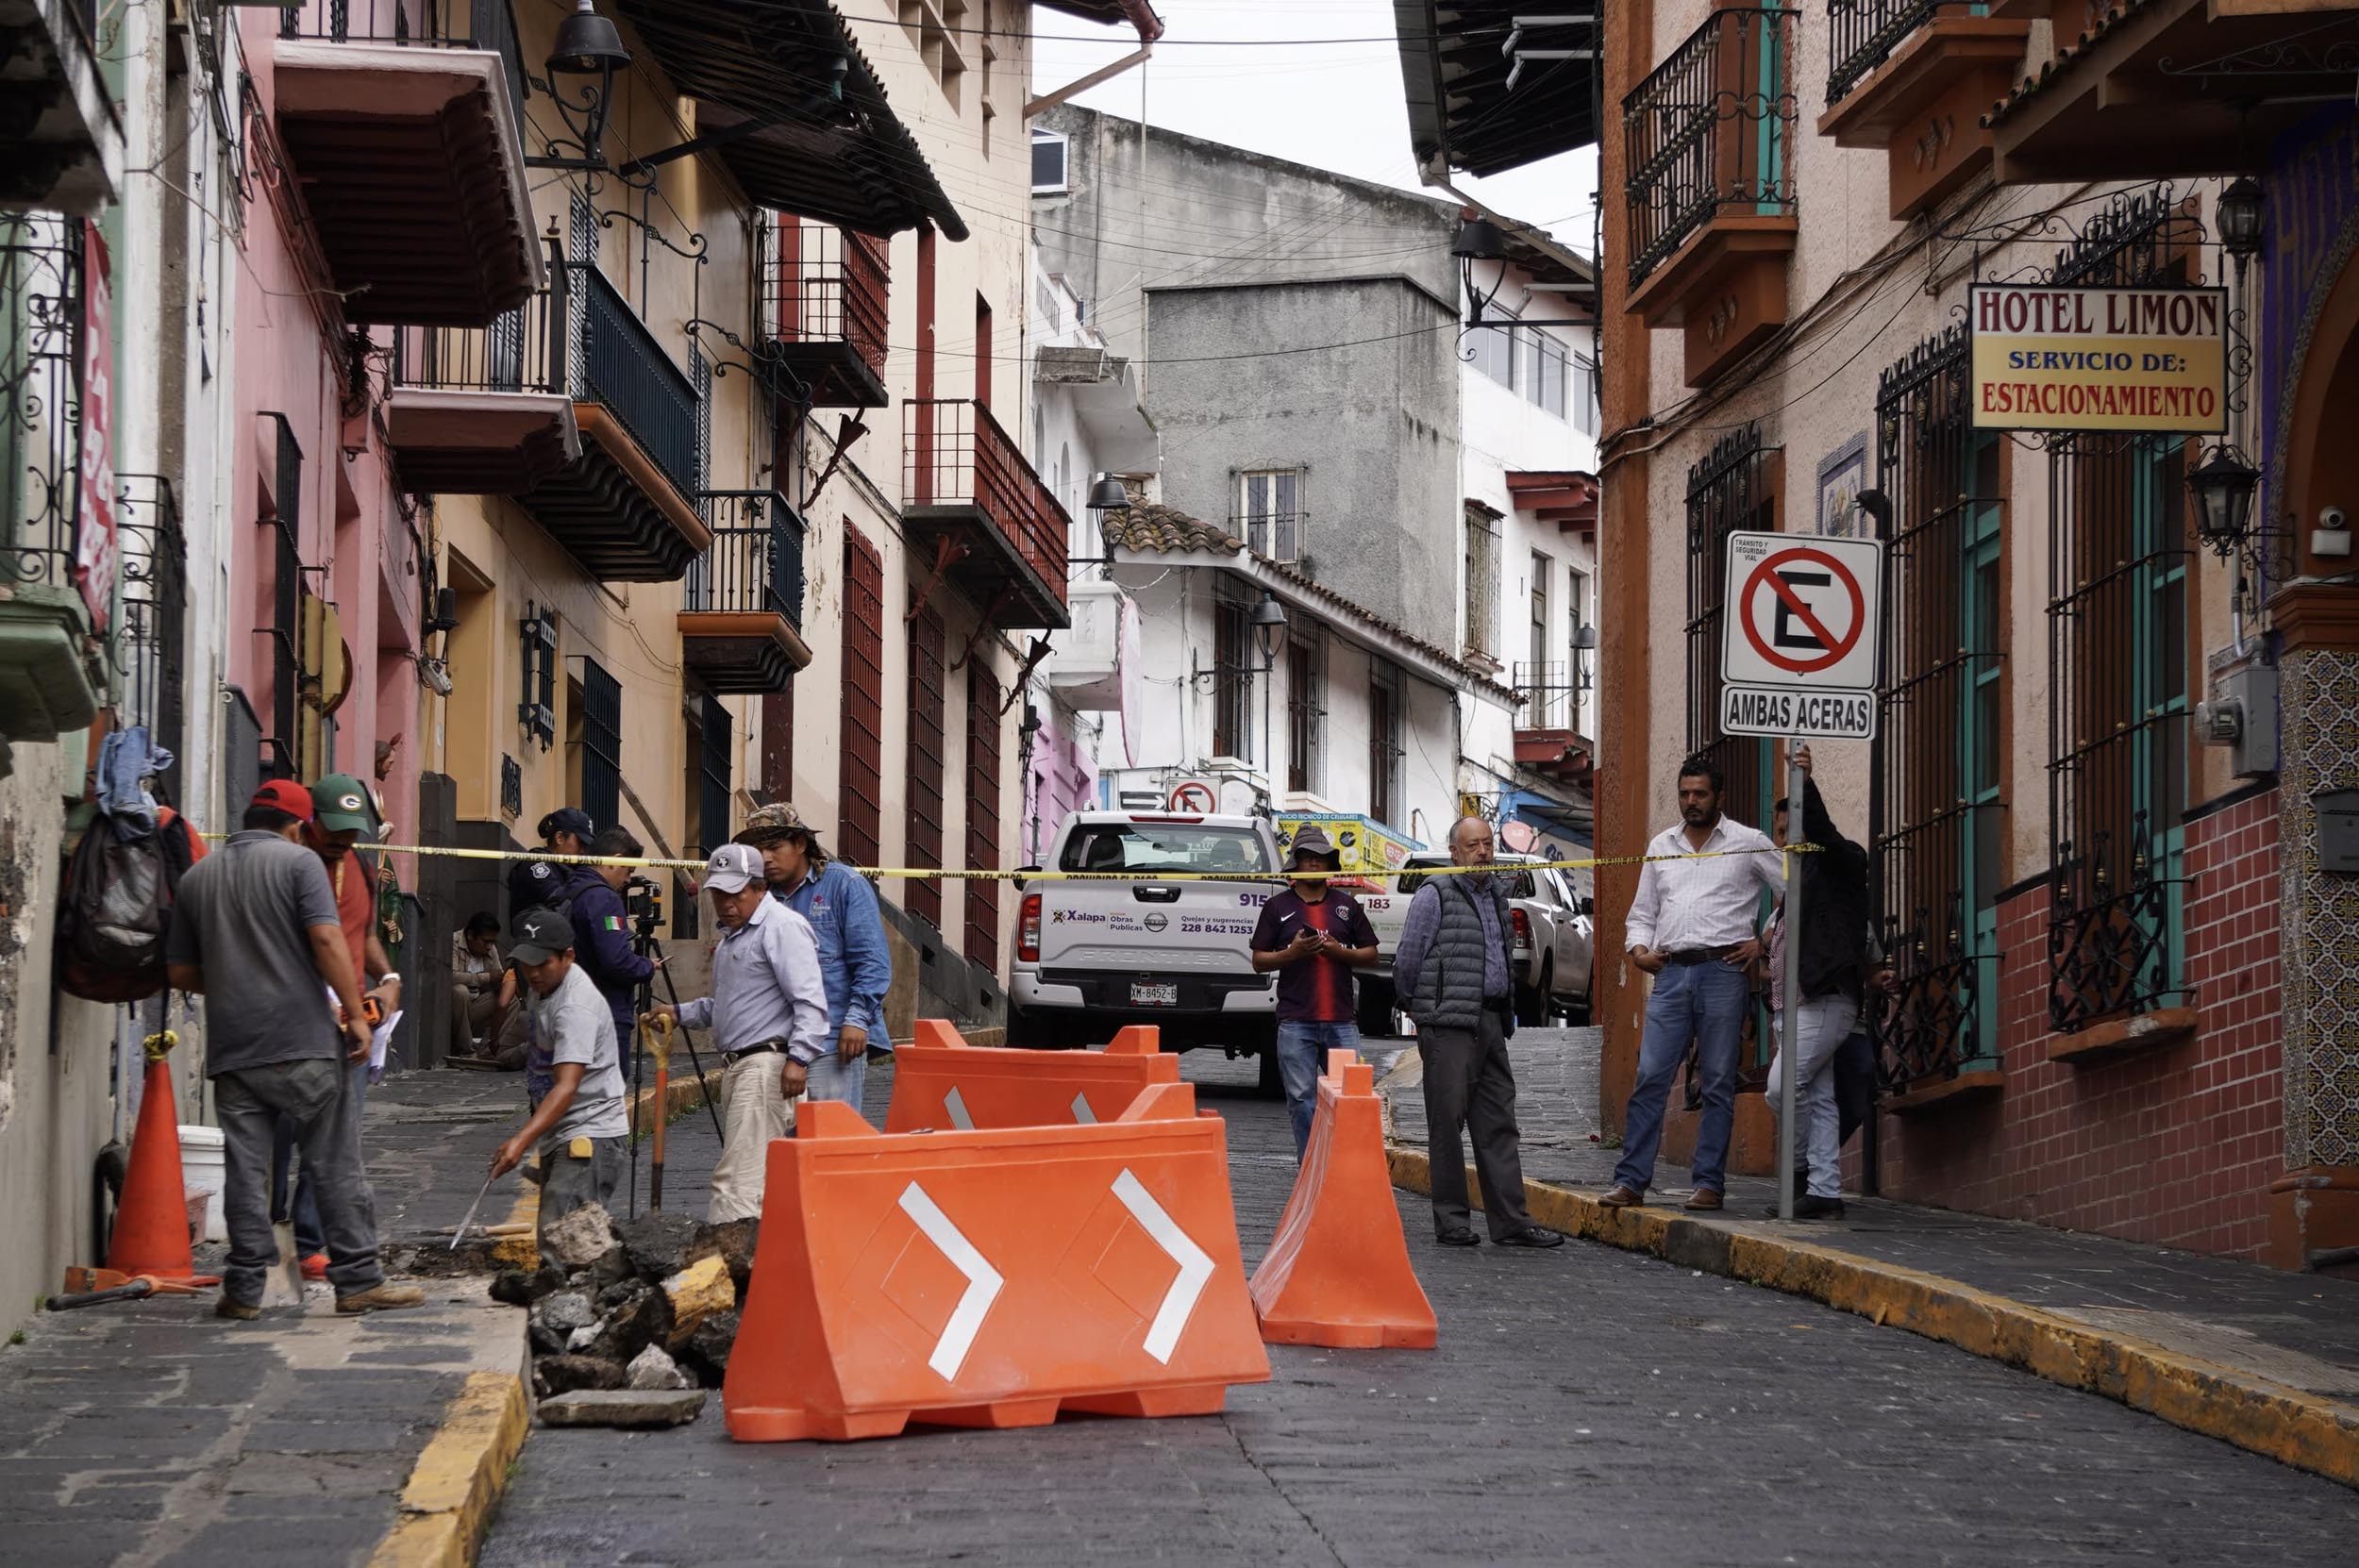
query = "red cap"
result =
(250, 778, 316, 822)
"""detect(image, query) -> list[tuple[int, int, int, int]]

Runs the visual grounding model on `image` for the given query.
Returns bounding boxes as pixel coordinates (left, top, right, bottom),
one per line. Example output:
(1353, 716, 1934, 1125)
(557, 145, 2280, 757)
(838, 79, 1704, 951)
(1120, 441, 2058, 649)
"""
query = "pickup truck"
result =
(1358, 852, 1595, 1030)
(1010, 810, 1284, 1087)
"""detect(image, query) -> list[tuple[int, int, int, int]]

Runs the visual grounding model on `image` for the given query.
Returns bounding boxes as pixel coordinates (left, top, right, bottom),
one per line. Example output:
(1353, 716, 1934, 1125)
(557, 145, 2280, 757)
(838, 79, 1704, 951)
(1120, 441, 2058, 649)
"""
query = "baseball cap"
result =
(310, 773, 373, 834)
(251, 778, 315, 823)
(538, 807, 594, 842)
(702, 843, 763, 894)
(509, 906, 573, 965)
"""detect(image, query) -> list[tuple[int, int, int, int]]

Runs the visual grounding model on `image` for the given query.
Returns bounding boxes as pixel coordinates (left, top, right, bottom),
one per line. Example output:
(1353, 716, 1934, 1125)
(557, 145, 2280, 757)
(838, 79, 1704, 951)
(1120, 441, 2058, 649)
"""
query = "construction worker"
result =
(489, 908, 628, 1232)
(735, 802, 891, 1113)
(644, 845, 829, 1224)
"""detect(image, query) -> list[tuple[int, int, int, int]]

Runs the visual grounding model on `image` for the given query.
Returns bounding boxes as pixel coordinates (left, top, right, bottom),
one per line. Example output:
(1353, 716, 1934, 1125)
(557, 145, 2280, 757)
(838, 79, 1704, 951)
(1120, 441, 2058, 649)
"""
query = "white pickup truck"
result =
(1358, 851, 1595, 1029)
(1009, 810, 1284, 1086)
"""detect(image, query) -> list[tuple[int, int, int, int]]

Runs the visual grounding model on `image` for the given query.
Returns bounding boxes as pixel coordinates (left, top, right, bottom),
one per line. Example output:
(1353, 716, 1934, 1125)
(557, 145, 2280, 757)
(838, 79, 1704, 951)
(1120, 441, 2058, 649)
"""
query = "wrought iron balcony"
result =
(1624, 6, 1798, 290)
(1820, 3, 2031, 221)
(1509, 660, 1593, 782)
(389, 236, 711, 581)
(0, 0, 121, 213)
(1829, 0, 1948, 106)
(903, 399, 1073, 631)
(761, 218, 891, 408)
(270, 0, 540, 325)
(680, 490, 812, 694)
(116, 475, 190, 801)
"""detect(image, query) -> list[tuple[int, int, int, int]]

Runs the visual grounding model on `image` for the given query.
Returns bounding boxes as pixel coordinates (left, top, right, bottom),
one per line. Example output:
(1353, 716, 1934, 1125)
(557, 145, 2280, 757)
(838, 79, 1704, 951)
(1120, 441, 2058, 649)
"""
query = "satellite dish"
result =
(1500, 820, 1539, 854)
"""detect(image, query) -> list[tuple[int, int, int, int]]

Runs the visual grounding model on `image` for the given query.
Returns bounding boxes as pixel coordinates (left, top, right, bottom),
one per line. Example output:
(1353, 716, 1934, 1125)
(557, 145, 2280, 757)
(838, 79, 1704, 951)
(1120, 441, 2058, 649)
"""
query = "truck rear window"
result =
(1060, 824, 1274, 877)
(1396, 868, 1537, 899)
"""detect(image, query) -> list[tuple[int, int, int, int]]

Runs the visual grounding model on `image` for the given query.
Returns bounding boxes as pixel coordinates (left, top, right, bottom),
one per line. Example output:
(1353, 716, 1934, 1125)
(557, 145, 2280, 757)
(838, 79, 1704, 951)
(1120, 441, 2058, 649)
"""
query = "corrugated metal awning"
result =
(611, 0, 967, 241)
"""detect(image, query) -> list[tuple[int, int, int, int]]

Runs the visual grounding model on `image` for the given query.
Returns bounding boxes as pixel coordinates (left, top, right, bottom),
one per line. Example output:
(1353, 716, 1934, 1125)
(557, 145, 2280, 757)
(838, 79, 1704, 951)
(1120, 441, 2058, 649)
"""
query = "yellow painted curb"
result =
(367, 1367, 530, 1568)
(1388, 1147, 2359, 1491)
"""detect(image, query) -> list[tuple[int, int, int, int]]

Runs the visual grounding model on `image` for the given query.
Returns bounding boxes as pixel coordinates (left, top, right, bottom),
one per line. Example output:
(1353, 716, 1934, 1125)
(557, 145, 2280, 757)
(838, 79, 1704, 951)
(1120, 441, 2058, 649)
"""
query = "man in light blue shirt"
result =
(737, 803, 895, 1115)
(647, 845, 829, 1223)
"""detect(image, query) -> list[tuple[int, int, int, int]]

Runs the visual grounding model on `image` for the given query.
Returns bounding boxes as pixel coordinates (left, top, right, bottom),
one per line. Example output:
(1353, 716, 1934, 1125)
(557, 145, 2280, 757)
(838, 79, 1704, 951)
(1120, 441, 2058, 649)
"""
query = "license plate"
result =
(1130, 982, 1179, 1006)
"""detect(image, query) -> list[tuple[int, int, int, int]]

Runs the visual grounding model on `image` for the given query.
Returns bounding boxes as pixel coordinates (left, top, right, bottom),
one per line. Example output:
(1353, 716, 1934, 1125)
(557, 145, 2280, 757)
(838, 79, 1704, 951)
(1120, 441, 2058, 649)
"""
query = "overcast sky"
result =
(1028, 0, 1600, 251)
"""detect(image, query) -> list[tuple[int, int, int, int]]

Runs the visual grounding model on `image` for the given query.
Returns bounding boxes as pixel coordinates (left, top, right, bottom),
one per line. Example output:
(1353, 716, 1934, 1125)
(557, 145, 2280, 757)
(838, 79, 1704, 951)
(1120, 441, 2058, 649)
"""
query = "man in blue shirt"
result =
(736, 802, 893, 1114)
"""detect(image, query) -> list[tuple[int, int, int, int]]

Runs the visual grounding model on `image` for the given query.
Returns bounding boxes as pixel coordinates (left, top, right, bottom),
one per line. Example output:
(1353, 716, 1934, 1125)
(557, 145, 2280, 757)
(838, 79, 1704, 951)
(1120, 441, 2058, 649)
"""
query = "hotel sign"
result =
(1969, 283, 2228, 434)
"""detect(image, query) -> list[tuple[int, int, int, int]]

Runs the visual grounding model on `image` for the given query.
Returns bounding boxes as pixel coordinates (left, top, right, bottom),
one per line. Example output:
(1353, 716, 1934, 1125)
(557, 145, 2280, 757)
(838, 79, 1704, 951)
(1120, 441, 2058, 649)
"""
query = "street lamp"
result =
(1079, 472, 1131, 577)
(2217, 177, 2265, 262)
(1250, 592, 1287, 787)
(527, 1, 631, 172)
(2188, 445, 2261, 559)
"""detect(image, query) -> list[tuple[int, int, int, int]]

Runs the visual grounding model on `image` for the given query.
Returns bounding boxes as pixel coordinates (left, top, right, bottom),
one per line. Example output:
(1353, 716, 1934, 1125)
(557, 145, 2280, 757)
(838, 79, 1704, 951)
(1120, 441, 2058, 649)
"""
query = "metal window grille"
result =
(965, 661, 1002, 971)
(906, 605, 947, 927)
(1871, 323, 2006, 1089)
(0, 214, 87, 609)
(262, 415, 305, 779)
(117, 475, 189, 803)
(2045, 187, 2199, 1031)
(1369, 662, 1405, 828)
(1624, 7, 1798, 289)
(578, 658, 621, 835)
(1465, 506, 1501, 658)
(691, 349, 711, 492)
(1513, 662, 1582, 732)
(1286, 631, 1324, 795)
(1237, 469, 1302, 563)
(500, 753, 523, 817)
(1682, 425, 1774, 826)
(838, 531, 885, 866)
(518, 603, 557, 748)
(1827, 1, 1966, 108)
(1213, 582, 1252, 759)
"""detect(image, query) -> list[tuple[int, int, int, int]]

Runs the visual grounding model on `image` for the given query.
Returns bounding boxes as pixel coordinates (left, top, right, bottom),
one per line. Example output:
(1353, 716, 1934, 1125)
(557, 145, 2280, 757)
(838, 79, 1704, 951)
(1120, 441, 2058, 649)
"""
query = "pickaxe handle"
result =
(45, 1276, 159, 1311)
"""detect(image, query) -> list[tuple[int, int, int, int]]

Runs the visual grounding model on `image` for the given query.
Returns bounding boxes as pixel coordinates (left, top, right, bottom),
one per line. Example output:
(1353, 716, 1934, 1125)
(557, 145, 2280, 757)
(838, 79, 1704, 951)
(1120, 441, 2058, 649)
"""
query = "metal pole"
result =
(1776, 748, 1805, 1222)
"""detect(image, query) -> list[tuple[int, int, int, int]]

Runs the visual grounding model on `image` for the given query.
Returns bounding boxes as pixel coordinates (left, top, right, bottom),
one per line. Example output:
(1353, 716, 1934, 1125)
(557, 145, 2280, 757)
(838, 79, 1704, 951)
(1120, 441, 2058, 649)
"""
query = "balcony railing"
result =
(1, 213, 89, 604)
(393, 235, 700, 496)
(904, 398, 1071, 591)
(1624, 7, 1798, 288)
(1826, 1, 1978, 107)
(1512, 661, 1586, 732)
(762, 220, 889, 376)
(688, 491, 806, 630)
(117, 474, 189, 800)
(278, 0, 527, 116)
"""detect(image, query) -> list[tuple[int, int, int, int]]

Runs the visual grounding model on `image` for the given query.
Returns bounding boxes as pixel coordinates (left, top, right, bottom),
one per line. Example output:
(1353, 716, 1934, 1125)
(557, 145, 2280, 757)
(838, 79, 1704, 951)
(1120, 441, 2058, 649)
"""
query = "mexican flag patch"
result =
(603, 916, 623, 931)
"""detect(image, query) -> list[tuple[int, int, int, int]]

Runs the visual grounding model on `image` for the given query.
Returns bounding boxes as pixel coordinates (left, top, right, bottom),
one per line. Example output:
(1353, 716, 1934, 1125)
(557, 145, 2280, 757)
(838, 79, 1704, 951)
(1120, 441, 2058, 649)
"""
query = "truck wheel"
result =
(1515, 961, 1550, 1027)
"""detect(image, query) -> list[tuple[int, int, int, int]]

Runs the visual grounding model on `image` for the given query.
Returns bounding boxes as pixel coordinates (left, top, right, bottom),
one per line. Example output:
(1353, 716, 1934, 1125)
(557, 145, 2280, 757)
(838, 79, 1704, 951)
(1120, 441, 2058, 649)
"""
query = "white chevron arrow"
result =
(942, 1087, 975, 1130)
(1111, 1168, 1213, 1364)
(1070, 1092, 1096, 1125)
(896, 1181, 1002, 1380)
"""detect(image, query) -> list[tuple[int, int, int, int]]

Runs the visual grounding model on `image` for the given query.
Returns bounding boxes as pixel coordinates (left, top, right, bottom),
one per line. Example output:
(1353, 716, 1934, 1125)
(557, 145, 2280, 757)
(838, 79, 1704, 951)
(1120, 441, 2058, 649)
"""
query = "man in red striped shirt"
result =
(1250, 826, 1378, 1159)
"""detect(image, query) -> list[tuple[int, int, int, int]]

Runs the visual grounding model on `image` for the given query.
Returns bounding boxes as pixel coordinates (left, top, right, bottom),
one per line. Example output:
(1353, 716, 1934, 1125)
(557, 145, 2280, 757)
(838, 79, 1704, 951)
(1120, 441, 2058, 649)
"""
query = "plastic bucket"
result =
(180, 1125, 227, 1242)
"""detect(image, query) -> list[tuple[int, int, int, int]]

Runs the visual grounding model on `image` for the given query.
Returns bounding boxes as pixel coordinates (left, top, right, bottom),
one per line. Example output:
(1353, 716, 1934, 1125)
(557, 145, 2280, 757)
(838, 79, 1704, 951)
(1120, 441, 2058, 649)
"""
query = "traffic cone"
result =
(105, 1033, 219, 1287)
(1249, 1050, 1435, 1349)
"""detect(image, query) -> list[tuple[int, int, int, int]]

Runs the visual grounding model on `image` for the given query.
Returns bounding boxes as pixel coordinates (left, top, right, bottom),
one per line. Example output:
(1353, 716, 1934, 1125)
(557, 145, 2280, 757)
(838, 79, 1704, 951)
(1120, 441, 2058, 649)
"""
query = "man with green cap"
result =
(274, 773, 401, 1278)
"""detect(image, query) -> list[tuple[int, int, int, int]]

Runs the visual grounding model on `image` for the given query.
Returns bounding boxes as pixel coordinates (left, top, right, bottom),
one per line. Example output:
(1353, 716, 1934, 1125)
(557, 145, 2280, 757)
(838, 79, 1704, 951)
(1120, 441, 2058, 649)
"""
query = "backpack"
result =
(57, 810, 195, 1003)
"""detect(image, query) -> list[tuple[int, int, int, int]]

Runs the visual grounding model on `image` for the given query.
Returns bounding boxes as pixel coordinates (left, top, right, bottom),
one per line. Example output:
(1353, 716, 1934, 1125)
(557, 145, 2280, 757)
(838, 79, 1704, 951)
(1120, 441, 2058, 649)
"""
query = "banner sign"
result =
(1969, 283, 2228, 434)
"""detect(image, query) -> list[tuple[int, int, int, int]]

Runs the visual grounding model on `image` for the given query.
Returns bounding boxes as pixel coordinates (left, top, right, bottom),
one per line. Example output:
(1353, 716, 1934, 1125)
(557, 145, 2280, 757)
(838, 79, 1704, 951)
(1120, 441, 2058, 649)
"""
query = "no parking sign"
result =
(1718, 531, 1883, 741)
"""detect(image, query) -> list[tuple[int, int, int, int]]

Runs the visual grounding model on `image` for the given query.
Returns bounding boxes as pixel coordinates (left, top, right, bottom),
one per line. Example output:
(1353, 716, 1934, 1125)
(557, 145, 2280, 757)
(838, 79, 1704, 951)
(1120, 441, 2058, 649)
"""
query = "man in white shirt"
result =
(489, 908, 630, 1236)
(646, 844, 830, 1224)
(1600, 755, 1783, 1211)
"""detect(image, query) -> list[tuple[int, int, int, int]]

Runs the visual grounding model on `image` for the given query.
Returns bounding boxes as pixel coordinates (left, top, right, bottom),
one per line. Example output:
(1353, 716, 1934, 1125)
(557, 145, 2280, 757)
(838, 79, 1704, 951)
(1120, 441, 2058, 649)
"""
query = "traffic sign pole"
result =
(1776, 748, 1803, 1225)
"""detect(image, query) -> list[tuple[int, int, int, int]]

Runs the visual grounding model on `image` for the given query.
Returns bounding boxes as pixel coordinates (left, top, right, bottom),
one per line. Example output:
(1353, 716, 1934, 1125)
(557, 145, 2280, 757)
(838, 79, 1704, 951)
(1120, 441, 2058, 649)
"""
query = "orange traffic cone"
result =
(105, 1033, 219, 1288)
(1249, 1050, 1435, 1349)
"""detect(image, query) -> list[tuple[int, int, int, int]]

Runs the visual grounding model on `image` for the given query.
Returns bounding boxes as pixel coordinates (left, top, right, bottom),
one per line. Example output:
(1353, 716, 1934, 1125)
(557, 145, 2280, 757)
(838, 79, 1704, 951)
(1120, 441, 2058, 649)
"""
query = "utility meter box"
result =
(2317, 788, 2359, 876)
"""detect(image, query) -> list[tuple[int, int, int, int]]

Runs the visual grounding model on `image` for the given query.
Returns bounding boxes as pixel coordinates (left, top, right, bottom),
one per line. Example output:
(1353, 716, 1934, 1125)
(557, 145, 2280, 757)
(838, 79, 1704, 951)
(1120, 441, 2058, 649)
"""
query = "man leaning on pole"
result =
(645, 844, 830, 1224)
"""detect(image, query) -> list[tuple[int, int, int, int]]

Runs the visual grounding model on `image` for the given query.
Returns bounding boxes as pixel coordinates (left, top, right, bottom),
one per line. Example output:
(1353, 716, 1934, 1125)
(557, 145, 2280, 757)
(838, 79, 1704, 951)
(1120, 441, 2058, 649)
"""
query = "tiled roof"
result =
(1983, 1, 2159, 129)
(1105, 499, 1517, 700)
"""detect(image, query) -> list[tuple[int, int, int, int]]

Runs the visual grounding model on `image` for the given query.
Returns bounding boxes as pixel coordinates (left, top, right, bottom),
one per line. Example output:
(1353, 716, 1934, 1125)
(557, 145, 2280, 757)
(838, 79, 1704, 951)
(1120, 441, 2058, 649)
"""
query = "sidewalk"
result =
(0, 1071, 539, 1567)
(1382, 1026, 2359, 1487)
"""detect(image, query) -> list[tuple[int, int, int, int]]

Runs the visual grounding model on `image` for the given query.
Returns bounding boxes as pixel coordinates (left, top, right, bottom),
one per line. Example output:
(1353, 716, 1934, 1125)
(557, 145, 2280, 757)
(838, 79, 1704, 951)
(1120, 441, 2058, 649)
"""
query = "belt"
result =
(1663, 945, 1741, 965)
(728, 1038, 790, 1059)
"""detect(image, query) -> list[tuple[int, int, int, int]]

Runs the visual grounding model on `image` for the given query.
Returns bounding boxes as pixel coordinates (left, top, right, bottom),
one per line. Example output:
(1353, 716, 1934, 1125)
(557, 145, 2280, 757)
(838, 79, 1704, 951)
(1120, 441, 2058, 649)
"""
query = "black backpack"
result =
(57, 811, 192, 1003)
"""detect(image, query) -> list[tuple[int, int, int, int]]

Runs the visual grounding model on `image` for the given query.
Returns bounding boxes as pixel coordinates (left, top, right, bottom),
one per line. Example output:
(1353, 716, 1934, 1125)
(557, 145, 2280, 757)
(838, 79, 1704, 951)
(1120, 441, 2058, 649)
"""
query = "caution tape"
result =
(201, 834, 1816, 881)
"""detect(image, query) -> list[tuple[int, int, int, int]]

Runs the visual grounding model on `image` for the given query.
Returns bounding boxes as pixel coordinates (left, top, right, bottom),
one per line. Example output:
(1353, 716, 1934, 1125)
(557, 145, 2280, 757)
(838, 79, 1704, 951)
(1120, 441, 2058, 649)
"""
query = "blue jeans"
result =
(805, 1049, 868, 1116)
(1275, 1020, 1361, 1159)
(272, 1059, 371, 1258)
(1614, 959, 1751, 1194)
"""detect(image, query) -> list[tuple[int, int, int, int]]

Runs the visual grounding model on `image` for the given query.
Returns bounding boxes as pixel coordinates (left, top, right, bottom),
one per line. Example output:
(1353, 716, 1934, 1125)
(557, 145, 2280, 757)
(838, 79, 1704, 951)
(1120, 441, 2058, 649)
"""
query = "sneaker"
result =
(334, 1283, 427, 1314)
(300, 1254, 328, 1281)
(214, 1297, 261, 1321)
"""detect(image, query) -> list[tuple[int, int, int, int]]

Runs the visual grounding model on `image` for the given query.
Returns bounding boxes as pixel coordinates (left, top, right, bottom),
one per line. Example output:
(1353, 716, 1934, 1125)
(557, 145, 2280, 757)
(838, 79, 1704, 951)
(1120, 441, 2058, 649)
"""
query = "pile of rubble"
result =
(490, 1204, 758, 1426)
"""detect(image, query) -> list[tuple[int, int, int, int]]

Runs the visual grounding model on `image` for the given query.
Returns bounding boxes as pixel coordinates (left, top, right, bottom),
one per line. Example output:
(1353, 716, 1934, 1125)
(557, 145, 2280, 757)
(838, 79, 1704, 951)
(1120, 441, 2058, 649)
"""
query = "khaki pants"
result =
(709, 1050, 800, 1224)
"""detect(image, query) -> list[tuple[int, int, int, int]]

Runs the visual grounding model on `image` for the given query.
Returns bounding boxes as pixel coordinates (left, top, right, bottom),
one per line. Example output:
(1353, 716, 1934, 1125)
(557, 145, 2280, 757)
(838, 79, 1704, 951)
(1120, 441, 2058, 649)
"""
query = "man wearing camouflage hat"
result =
(735, 803, 893, 1114)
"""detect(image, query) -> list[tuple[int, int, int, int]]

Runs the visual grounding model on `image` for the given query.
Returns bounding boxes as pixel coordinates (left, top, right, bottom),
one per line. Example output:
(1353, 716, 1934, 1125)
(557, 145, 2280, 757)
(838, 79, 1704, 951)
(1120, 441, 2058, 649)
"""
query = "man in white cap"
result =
(646, 844, 830, 1223)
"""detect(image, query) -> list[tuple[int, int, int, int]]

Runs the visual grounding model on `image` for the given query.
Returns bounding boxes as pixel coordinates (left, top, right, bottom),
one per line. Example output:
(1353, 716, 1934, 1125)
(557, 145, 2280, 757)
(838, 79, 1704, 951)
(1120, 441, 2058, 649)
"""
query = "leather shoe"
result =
(1765, 1193, 1847, 1221)
(1495, 1226, 1564, 1249)
(1435, 1226, 1481, 1247)
(1682, 1189, 1724, 1211)
(1597, 1185, 1643, 1209)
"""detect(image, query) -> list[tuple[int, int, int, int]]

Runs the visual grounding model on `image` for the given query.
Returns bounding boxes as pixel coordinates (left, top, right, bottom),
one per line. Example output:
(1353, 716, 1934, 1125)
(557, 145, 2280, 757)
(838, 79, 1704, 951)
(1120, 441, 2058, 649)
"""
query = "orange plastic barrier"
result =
(725, 1080, 1271, 1442)
(107, 1051, 219, 1288)
(1248, 1050, 1436, 1349)
(882, 1019, 1180, 1132)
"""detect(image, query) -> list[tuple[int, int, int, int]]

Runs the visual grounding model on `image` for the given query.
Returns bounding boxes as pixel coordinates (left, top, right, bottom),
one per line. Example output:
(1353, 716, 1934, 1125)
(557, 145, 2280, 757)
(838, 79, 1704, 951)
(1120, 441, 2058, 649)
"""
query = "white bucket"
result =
(180, 1125, 227, 1242)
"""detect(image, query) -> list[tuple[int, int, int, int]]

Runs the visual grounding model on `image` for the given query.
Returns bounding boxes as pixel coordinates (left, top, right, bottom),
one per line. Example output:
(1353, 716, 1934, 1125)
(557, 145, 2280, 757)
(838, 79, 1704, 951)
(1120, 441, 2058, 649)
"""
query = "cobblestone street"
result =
(478, 1045, 2359, 1568)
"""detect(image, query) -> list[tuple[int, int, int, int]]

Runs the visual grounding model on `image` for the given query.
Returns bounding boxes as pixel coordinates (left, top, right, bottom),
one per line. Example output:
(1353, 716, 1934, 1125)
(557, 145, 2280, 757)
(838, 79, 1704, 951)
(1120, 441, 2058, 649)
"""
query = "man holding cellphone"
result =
(1249, 826, 1379, 1159)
